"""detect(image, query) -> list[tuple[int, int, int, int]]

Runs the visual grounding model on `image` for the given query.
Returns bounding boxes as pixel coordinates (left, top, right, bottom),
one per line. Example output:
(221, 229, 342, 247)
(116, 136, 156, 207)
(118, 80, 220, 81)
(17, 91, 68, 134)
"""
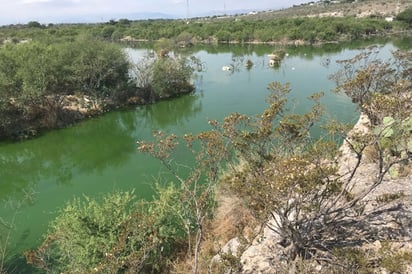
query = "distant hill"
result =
(117, 12, 177, 20)
(234, 0, 410, 20)
(56, 1, 411, 24)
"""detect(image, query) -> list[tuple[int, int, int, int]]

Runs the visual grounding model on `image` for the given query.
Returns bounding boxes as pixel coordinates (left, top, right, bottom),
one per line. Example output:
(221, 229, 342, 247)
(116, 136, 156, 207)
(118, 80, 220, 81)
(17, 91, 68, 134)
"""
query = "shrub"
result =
(25, 186, 190, 273)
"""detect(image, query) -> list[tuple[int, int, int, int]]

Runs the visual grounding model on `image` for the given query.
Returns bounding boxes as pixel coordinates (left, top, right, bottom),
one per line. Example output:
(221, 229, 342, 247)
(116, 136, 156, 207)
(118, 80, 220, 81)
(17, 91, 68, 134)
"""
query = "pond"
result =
(1, 37, 411, 271)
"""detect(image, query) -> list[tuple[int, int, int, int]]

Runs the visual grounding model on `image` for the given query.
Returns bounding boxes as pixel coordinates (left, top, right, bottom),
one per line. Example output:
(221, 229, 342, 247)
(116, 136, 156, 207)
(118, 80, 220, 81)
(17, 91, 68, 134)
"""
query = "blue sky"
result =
(0, 0, 309, 25)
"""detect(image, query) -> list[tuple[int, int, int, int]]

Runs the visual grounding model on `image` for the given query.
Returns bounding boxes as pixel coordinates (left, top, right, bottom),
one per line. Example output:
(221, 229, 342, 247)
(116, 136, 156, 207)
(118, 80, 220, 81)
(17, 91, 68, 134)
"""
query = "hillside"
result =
(240, 0, 410, 20)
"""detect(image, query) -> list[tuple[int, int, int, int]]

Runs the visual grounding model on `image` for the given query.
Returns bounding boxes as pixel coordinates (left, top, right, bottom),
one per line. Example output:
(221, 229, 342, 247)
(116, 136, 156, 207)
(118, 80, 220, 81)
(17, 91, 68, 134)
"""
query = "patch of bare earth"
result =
(62, 95, 103, 115)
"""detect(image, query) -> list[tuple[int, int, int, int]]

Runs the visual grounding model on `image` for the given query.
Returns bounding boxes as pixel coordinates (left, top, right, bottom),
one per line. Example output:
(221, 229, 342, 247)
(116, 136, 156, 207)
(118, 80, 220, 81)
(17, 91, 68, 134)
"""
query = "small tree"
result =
(131, 53, 195, 101)
(138, 128, 228, 274)
(330, 46, 412, 124)
(396, 7, 412, 26)
(27, 21, 43, 28)
(151, 57, 194, 98)
(130, 54, 156, 102)
(176, 31, 193, 47)
(154, 38, 174, 57)
(216, 50, 412, 269)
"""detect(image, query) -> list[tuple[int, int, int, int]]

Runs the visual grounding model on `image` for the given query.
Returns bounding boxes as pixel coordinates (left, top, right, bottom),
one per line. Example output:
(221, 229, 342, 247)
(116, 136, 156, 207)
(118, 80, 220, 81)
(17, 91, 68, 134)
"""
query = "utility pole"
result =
(186, 0, 189, 23)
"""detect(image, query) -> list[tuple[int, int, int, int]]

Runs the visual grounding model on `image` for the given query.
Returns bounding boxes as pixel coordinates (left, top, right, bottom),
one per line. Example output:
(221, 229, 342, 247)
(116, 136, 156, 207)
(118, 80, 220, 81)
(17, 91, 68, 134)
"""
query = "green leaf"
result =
(402, 117, 412, 132)
(382, 116, 395, 127)
(382, 127, 394, 138)
(380, 116, 395, 138)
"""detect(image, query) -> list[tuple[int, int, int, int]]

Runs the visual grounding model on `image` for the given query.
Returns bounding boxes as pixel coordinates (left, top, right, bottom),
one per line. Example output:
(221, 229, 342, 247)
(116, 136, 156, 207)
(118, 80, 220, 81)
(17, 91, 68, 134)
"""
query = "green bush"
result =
(0, 37, 130, 139)
(396, 7, 412, 26)
(151, 56, 194, 99)
(25, 191, 136, 273)
(26, 185, 192, 273)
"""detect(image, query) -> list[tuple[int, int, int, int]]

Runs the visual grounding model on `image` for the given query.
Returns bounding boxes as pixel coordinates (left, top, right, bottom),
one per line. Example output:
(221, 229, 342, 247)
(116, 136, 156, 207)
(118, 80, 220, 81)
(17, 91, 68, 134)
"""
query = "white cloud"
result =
(21, 0, 52, 4)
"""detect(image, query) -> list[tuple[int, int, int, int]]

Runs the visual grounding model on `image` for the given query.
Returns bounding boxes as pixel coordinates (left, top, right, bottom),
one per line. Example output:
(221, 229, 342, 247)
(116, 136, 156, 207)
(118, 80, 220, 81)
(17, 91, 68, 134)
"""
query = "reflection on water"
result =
(136, 93, 203, 129)
(0, 113, 136, 197)
(0, 37, 411, 271)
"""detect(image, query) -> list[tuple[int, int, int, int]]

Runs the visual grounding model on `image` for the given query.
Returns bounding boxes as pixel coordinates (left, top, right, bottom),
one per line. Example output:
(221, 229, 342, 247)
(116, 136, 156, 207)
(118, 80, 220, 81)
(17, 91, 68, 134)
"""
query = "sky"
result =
(0, 0, 310, 25)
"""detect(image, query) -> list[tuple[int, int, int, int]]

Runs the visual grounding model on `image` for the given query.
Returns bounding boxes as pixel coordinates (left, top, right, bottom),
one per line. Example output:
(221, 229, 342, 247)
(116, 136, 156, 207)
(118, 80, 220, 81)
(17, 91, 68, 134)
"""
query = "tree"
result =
(396, 7, 412, 26)
(27, 21, 43, 28)
(154, 38, 174, 57)
(151, 56, 194, 99)
(331, 46, 412, 124)
(130, 54, 156, 102)
(0, 46, 20, 96)
(138, 129, 228, 274)
(215, 29, 232, 43)
(70, 38, 130, 107)
(117, 18, 131, 25)
(0, 37, 132, 139)
(176, 31, 193, 47)
(215, 51, 412, 270)
(100, 26, 116, 40)
(131, 52, 195, 102)
(0, 45, 20, 137)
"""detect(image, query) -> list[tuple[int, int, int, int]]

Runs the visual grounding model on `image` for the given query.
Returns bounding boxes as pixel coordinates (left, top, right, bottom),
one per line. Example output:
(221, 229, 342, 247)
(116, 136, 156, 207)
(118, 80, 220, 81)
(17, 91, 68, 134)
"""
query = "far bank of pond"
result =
(1, 37, 411, 271)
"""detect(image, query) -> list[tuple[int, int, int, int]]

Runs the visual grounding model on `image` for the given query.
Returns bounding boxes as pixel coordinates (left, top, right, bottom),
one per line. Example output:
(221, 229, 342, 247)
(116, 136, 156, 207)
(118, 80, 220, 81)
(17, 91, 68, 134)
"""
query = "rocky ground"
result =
(212, 113, 412, 273)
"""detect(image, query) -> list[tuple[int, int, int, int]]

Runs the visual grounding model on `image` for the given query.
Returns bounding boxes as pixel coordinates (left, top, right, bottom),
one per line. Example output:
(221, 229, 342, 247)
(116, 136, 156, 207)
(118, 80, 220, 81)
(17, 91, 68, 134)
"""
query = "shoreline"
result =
(120, 30, 412, 48)
(1, 90, 193, 141)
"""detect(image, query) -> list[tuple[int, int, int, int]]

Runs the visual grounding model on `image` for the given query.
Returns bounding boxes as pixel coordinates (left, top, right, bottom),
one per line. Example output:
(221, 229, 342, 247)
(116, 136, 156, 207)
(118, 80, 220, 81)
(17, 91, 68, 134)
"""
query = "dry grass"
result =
(171, 185, 257, 274)
(210, 187, 257, 246)
(363, 143, 379, 164)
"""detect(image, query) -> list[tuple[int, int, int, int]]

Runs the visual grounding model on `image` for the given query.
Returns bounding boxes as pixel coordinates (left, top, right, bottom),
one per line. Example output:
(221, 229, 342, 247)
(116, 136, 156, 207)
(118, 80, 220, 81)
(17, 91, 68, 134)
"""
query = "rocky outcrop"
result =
(215, 113, 412, 273)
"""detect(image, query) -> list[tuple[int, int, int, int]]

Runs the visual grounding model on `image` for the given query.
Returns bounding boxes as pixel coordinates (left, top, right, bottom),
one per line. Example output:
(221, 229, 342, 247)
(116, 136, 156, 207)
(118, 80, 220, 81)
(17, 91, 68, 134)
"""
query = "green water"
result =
(0, 39, 410, 271)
